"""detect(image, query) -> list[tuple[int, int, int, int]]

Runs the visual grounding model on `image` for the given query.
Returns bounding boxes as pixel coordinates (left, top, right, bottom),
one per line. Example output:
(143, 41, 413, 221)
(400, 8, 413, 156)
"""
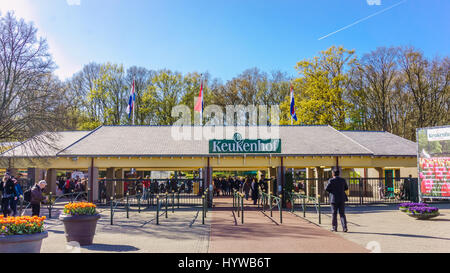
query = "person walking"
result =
(251, 178, 259, 205)
(30, 180, 48, 217)
(1, 173, 17, 217)
(243, 178, 251, 200)
(325, 169, 348, 232)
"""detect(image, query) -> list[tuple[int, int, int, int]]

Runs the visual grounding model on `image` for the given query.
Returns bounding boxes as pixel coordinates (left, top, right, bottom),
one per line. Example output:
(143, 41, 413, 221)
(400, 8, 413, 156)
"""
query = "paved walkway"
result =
(39, 205, 210, 253)
(302, 203, 450, 253)
(208, 196, 368, 253)
(33, 198, 450, 253)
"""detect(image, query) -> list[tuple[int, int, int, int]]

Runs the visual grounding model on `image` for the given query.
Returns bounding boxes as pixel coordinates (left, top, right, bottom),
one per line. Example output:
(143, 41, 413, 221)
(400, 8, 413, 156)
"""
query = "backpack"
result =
(24, 188, 32, 202)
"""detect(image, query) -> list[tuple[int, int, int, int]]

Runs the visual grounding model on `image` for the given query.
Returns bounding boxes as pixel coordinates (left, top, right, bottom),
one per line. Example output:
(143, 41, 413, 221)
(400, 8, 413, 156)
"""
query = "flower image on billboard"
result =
(417, 125, 450, 199)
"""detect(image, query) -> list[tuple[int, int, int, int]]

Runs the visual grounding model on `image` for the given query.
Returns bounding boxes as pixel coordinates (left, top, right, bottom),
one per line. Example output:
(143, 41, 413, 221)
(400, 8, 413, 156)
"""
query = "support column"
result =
(115, 169, 124, 198)
(316, 167, 325, 202)
(88, 167, 99, 202)
(268, 167, 277, 194)
(276, 159, 285, 195)
(306, 168, 315, 198)
(202, 167, 212, 191)
(375, 167, 384, 179)
(45, 169, 57, 194)
(27, 168, 44, 186)
(106, 168, 115, 199)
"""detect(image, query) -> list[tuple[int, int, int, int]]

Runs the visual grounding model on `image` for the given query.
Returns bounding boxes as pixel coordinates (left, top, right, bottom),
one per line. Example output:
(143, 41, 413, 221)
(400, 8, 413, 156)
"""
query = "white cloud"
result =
(66, 0, 81, 6)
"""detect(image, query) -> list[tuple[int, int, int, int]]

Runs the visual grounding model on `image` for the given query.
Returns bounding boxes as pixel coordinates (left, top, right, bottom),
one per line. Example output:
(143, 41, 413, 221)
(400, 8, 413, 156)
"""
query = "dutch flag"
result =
(290, 84, 298, 122)
(126, 79, 136, 119)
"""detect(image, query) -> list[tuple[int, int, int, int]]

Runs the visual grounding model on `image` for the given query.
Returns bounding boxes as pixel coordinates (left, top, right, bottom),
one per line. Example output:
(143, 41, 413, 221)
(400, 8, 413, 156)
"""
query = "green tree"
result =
(282, 46, 356, 129)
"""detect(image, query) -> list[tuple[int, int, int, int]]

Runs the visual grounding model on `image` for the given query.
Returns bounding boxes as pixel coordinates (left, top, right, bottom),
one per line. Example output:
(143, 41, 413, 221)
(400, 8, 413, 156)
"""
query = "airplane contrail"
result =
(318, 0, 407, 41)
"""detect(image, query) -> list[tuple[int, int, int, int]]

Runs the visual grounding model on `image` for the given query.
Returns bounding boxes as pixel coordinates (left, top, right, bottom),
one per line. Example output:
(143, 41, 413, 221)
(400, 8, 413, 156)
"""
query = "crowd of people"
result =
(56, 176, 87, 195)
(212, 176, 270, 205)
(98, 176, 196, 201)
(1, 172, 48, 217)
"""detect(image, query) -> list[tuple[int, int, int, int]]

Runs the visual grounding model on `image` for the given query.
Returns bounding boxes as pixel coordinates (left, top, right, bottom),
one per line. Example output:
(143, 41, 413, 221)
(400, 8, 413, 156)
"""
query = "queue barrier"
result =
(153, 189, 209, 226)
(232, 190, 245, 224)
(109, 192, 143, 225)
(18, 190, 89, 218)
(260, 192, 283, 224)
(287, 191, 321, 224)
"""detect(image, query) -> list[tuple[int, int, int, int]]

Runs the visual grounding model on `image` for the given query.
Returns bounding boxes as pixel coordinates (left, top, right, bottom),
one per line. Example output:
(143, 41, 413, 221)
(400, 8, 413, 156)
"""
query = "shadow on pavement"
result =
(83, 243, 140, 252)
(347, 231, 450, 241)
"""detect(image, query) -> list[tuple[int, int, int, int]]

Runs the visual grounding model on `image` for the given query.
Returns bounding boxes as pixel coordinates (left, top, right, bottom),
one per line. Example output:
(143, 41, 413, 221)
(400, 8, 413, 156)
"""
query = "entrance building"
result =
(0, 125, 418, 203)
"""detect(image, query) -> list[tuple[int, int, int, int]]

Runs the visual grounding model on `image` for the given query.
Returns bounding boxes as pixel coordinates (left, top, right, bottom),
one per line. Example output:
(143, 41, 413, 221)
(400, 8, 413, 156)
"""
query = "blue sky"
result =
(1, 0, 448, 81)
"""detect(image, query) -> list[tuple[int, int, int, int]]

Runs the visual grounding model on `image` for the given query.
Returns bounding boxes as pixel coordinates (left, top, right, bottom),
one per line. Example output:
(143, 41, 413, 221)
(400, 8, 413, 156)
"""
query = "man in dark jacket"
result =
(251, 178, 259, 205)
(1, 173, 17, 217)
(325, 169, 348, 232)
(31, 180, 48, 216)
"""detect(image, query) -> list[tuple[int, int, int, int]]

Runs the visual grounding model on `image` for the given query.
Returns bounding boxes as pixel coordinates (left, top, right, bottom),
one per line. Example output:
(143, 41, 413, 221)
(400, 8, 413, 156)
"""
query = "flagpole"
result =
(290, 82, 293, 126)
(200, 74, 203, 126)
(132, 78, 135, 125)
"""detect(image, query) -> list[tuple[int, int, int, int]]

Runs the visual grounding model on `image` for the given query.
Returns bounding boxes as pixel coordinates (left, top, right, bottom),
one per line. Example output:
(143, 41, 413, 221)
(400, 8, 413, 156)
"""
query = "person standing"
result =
(259, 175, 268, 194)
(325, 169, 348, 232)
(30, 180, 48, 217)
(404, 175, 412, 201)
(251, 178, 259, 205)
(243, 178, 251, 200)
(1, 173, 17, 217)
(11, 177, 23, 216)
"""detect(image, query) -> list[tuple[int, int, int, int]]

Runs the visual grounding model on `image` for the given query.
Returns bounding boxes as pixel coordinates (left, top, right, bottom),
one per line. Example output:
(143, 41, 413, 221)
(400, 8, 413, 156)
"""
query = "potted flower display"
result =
(398, 202, 428, 212)
(59, 202, 100, 246)
(406, 206, 440, 220)
(0, 216, 47, 253)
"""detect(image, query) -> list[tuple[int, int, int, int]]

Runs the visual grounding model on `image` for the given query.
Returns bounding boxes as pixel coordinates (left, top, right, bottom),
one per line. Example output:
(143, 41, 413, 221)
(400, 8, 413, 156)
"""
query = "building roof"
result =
(0, 126, 418, 158)
(340, 131, 418, 157)
(0, 131, 90, 157)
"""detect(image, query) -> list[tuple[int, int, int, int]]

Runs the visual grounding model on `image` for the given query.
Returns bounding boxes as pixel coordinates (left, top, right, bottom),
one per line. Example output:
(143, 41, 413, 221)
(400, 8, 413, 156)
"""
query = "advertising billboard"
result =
(417, 125, 450, 199)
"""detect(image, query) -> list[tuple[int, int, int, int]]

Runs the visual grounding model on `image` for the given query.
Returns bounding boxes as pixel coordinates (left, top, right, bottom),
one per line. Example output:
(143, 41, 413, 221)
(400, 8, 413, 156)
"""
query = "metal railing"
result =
(18, 190, 88, 217)
(45, 190, 89, 218)
(233, 190, 245, 224)
(97, 178, 206, 206)
(109, 192, 143, 225)
(287, 191, 321, 224)
(260, 192, 283, 224)
(292, 177, 420, 205)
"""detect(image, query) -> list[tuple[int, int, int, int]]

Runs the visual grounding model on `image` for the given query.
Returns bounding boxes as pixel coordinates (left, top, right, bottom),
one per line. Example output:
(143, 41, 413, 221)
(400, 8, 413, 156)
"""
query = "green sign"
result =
(209, 133, 281, 154)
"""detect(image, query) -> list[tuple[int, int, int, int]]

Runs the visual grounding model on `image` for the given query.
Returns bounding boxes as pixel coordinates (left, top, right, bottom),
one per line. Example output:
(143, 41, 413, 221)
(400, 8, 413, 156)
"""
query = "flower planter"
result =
(0, 231, 48, 253)
(59, 214, 100, 246)
(407, 212, 440, 220)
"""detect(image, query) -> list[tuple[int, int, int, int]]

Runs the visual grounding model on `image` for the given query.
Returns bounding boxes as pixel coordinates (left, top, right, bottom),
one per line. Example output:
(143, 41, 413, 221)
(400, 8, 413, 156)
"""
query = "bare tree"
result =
(399, 47, 449, 130)
(0, 11, 63, 143)
(352, 47, 401, 132)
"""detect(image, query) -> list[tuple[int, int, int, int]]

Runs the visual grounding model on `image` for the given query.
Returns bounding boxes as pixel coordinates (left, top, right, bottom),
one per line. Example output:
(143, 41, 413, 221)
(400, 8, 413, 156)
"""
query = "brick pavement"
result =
(208, 196, 368, 253)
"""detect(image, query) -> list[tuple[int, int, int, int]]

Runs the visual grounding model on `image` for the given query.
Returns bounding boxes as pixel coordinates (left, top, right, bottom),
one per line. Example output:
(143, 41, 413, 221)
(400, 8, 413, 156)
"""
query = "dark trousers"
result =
(2, 197, 13, 217)
(31, 204, 41, 216)
(11, 198, 18, 216)
(252, 193, 258, 205)
(331, 202, 347, 230)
